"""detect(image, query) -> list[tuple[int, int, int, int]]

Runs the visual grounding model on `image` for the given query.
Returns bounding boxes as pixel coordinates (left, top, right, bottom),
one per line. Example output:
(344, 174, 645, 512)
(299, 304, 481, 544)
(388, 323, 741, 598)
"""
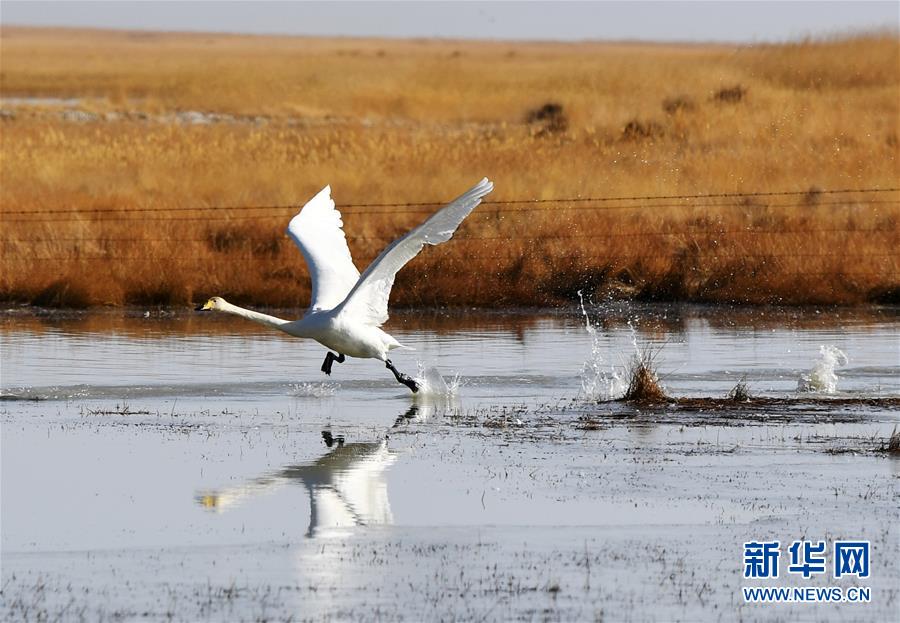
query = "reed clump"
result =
(727, 379, 752, 402)
(622, 349, 669, 404)
(881, 426, 900, 455)
(0, 28, 897, 309)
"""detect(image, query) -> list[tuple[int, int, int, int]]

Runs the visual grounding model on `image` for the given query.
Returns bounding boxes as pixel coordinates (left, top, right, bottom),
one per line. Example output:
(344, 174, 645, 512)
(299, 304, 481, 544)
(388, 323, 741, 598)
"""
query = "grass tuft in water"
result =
(622, 348, 669, 404)
(879, 426, 900, 455)
(727, 378, 752, 402)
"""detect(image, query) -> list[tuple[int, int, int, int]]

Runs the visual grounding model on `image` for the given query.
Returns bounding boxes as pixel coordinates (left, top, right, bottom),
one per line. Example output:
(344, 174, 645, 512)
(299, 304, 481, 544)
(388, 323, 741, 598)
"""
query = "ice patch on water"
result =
(578, 292, 629, 401)
(289, 382, 339, 398)
(797, 345, 848, 394)
(413, 363, 460, 398)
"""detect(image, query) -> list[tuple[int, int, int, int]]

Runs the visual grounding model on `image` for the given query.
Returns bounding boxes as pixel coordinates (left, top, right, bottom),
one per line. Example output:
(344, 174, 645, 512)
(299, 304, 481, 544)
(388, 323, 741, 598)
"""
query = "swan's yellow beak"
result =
(195, 299, 214, 311)
(198, 494, 219, 508)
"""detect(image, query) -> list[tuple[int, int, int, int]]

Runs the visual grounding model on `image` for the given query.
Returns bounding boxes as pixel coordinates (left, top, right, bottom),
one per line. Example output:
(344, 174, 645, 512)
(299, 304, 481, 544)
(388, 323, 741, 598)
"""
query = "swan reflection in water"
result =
(195, 405, 433, 538)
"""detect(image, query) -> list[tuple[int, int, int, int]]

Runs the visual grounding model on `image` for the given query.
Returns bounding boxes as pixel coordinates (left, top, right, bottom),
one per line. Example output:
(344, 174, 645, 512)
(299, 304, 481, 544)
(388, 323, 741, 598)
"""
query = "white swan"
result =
(196, 439, 396, 538)
(197, 177, 494, 392)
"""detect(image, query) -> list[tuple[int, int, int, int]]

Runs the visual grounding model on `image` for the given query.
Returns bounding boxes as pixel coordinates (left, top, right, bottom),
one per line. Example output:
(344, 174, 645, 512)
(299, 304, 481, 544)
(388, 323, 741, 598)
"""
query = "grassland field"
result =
(0, 27, 898, 308)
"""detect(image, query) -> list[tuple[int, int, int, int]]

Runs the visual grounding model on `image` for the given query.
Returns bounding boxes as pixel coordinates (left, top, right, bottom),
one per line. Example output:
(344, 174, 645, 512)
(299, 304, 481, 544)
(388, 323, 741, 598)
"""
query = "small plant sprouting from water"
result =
(727, 377, 752, 402)
(880, 426, 900, 455)
(84, 403, 151, 416)
(622, 347, 669, 404)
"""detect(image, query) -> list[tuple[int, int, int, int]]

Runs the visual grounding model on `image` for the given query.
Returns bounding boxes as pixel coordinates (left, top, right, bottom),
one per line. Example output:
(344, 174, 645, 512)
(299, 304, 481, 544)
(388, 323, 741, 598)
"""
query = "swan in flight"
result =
(196, 177, 494, 392)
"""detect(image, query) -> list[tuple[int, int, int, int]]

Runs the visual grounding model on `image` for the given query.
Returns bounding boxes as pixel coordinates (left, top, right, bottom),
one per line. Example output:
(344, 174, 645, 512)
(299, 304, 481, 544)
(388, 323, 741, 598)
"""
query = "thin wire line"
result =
(4, 196, 898, 217)
(346, 187, 900, 208)
(4, 253, 897, 261)
(1, 187, 897, 217)
(4, 199, 899, 223)
(2, 227, 897, 245)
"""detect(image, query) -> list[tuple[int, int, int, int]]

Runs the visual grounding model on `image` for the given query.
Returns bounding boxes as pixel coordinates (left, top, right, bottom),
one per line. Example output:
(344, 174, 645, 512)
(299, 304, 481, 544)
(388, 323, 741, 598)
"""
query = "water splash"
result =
(1, 386, 90, 401)
(797, 345, 848, 394)
(578, 291, 628, 401)
(289, 382, 339, 398)
(413, 363, 460, 398)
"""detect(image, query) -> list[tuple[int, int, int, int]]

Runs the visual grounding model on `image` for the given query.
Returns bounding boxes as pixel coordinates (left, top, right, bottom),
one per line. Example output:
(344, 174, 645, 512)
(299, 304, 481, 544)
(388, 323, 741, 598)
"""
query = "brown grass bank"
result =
(1, 28, 898, 308)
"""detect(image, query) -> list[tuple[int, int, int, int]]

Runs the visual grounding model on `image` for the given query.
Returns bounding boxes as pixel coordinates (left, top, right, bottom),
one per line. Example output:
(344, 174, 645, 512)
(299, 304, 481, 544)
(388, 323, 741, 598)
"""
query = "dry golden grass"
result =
(1, 27, 898, 308)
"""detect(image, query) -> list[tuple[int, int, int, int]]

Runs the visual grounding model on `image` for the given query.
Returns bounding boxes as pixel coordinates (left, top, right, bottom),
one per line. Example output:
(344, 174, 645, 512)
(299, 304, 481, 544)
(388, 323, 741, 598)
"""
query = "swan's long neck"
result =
(219, 301, 290, 331)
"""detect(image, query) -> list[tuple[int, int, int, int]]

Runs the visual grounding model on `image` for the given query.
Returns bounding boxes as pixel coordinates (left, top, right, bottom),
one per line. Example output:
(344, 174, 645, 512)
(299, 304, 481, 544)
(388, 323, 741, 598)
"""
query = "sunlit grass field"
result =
(1, 27, 898, 307)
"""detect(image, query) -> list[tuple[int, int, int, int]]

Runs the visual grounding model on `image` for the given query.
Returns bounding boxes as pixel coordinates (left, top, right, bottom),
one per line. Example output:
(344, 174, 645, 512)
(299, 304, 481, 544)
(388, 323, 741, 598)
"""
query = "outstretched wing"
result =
(286, 185, 360, 313)
(336, 178, 494, 326)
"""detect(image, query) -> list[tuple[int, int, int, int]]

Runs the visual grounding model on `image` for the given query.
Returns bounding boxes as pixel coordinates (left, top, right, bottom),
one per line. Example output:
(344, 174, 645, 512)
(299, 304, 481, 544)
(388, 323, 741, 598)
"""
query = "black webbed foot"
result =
(385, 359, 419, 393)
(321, 352, 346, 376)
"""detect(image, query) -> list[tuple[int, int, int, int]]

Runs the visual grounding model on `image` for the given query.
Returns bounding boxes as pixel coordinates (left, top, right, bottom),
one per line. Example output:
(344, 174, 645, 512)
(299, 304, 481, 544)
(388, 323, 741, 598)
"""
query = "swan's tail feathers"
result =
(389, 342, 415, 351)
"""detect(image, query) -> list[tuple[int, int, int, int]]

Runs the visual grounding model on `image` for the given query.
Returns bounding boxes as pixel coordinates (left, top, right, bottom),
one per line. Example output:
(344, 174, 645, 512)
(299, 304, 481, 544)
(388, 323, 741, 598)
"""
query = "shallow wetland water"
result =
(2, 305, 898, 622)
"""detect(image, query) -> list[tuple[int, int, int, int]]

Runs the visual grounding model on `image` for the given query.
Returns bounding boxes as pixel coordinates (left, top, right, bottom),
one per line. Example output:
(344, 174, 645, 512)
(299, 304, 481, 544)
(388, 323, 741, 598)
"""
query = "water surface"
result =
(2, 305, 898, 621)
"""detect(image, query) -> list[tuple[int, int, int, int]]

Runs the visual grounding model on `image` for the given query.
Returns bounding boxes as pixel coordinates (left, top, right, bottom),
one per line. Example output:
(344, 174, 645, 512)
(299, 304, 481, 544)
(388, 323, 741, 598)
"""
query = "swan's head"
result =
(195, 296, 227, 312)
